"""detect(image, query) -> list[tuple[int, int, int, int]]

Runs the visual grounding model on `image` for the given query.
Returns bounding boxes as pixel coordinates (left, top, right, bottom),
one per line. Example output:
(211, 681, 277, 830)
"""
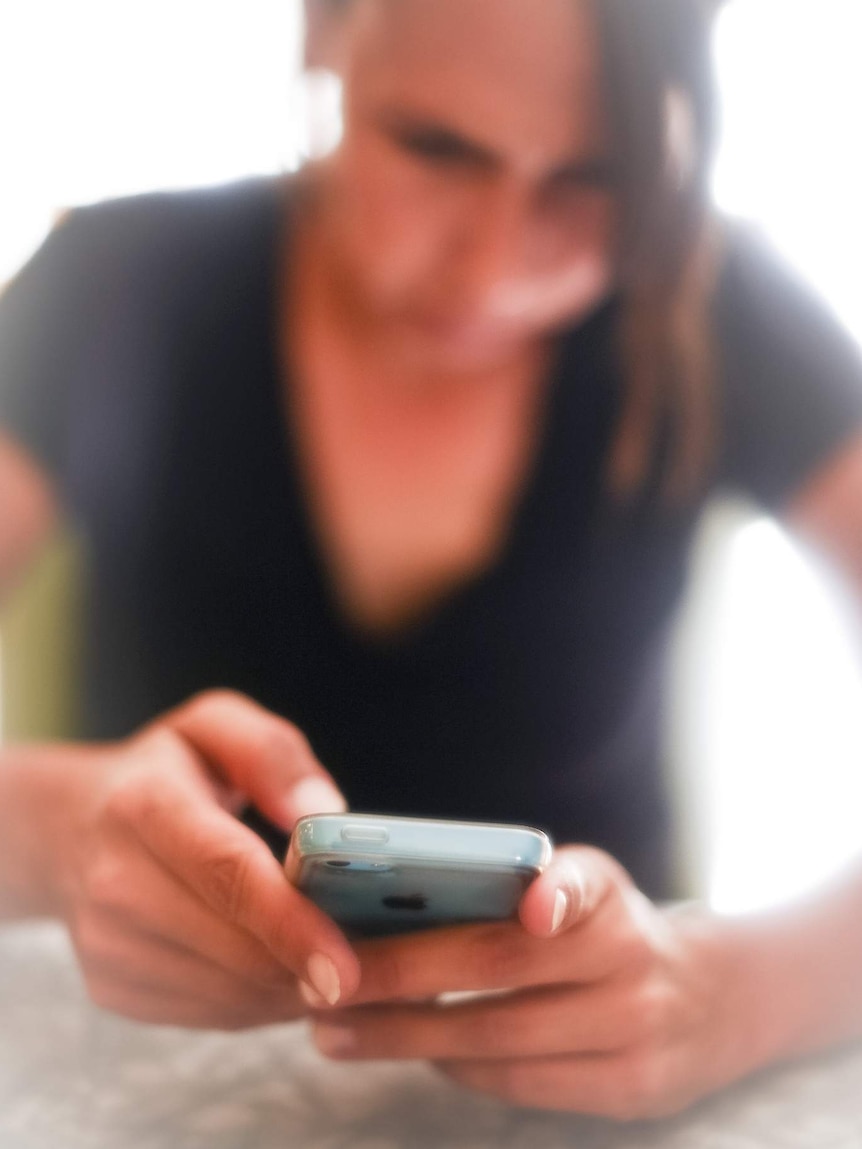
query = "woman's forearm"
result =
(716, 861, 862, 1067)
(0, 743, 101, 921)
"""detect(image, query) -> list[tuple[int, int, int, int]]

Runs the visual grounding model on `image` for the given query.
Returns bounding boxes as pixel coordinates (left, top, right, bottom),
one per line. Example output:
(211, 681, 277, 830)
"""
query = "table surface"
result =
(2, 922, 862, 1149)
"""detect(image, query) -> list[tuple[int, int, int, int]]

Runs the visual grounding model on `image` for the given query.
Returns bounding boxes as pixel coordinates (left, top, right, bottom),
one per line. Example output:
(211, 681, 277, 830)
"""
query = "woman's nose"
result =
(448, 182, 539, 319)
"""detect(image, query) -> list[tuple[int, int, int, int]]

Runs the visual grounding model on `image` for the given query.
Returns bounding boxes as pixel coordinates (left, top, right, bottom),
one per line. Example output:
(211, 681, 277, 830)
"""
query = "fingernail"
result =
(551, 887, 569, 934)
(306, 952, 341, 1005)
(570, 866, 587, 919)
(299, 980, 328, 1009)
(313, 1022, 356, 1057)
(288, 778, 347, 821)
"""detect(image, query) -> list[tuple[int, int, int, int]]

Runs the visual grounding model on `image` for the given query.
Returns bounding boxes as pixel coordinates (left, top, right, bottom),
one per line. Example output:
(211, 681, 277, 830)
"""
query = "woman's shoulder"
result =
(55, 175, 288, 281)
(715, 218, 860, 373)
(713, 218, 862, 505)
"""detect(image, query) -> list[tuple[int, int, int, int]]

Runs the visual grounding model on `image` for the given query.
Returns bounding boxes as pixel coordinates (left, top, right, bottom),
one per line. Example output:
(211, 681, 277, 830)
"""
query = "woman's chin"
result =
(401, 313, 537, 374)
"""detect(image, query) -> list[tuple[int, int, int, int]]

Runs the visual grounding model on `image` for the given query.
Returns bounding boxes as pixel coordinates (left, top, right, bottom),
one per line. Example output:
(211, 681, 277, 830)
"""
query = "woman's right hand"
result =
(43, 690, 361, 1029)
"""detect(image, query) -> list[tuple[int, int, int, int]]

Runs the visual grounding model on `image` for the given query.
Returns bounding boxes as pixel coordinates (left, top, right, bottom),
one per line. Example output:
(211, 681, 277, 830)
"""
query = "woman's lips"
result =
(409, 311, 527, 355)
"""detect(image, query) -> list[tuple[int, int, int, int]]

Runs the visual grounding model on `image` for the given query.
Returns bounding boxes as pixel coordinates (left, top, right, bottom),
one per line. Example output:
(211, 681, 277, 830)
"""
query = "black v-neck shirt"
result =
(3, 177, 862, 898)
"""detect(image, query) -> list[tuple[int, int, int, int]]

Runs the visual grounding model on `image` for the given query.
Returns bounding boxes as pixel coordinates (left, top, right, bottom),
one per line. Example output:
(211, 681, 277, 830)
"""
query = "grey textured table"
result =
(2, 923, 862, 1149)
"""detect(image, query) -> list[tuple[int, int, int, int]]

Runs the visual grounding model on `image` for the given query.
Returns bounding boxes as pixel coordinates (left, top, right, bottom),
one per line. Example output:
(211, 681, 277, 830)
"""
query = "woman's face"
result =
(317, 0, 618, 371)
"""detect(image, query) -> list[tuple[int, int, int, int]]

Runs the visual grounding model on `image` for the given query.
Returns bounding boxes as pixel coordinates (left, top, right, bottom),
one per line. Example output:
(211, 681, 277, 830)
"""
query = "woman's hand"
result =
(35, 690, 361, 1029)
(308, 846, 765, 1119)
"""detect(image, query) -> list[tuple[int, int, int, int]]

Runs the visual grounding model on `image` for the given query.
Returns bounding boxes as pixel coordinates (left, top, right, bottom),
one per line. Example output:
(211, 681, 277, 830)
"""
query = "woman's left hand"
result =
(306, 846, 768, 1119)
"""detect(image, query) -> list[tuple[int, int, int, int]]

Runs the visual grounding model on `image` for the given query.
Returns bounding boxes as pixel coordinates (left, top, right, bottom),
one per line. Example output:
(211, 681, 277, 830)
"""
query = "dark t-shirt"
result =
(2, 177, 862, 898)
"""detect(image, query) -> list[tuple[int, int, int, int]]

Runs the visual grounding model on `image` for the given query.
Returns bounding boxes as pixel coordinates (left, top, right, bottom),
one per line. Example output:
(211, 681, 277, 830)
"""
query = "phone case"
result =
(285, 813, 552, 937)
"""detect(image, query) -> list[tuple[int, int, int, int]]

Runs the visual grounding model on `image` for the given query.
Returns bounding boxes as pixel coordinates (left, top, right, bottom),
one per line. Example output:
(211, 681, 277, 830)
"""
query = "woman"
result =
(3, 0, 862, 1119)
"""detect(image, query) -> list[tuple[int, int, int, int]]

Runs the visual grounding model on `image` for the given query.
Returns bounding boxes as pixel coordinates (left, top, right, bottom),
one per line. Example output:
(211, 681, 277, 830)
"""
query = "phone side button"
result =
(341, 826, 390, 844)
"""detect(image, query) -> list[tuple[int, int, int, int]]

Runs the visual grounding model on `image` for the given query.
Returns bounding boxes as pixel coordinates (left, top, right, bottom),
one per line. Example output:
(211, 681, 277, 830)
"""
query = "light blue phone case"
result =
(285, 813, 552, 937)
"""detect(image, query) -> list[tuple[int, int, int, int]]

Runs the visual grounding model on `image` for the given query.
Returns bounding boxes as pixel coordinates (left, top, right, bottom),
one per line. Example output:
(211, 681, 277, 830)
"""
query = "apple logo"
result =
(382, 894, 428, 912)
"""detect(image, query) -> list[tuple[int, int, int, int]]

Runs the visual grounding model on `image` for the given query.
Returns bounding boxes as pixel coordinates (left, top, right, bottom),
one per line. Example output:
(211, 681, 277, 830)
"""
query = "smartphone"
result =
(285, 813, 552, 937)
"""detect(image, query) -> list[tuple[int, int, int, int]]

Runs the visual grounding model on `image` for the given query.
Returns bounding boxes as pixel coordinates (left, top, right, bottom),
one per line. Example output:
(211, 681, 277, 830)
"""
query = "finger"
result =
(518, 845, 631, 939)
(87, 974, 303, 1031)
(312, 981, 638, 1062)
(113, 764, 361, 1005)
(348, 894, 634, 1006)
(85, 848, 294, 990)
(164, 690, 346, 831)
(436, 1051, 663, 1118)
(75, 911, 304, 1018)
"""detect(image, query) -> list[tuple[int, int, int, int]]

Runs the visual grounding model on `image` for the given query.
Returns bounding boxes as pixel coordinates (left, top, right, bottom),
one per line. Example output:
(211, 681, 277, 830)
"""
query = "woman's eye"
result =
(392, 128, 481, 167)
(551, 162, 620, 194)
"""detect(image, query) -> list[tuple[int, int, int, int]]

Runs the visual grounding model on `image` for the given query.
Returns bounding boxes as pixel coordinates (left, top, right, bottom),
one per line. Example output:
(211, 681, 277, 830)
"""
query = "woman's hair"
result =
(592, 0, 724, 502)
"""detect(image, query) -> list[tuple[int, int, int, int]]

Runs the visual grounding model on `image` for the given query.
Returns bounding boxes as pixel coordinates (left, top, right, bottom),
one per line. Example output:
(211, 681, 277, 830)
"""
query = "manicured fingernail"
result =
(313, 1022, 356, 1057)
(551, 888, 569, 934)
(299, 980, 328, 1009)
(570, 866, 587, 919)
(306, 952, 341, 1005)
(288, 778, 347, 821)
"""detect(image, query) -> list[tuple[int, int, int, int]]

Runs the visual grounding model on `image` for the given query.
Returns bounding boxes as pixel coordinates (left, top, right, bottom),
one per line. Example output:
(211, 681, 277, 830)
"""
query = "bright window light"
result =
(0, 0, 304, 283)
(713, 0, 862, 344)
(698, 519, 862, 912)
(702, 0, 862, 912)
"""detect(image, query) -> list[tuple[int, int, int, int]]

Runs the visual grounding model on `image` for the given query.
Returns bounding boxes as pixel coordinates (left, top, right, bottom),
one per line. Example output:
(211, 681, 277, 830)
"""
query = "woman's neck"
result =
(274, 175, 557, 635)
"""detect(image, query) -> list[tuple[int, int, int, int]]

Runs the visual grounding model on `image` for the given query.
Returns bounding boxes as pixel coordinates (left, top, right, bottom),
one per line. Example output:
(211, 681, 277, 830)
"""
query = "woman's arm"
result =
(786, 428, 862, 588)
(735, 427, 862, 1058)
(0, 431, 364, 1027)
(716, 863, 862, 1064)
(0, 743, 100, 919)
(0, 431, 66, 915)
(0, 692, 361, 1029)
(0, 431, 58, 597)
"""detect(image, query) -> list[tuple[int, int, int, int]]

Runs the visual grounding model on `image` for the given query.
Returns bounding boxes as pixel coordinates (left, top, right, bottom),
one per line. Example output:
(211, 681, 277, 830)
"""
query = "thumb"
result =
(163, 690, 346, 831)
(518, 846, 623, 938)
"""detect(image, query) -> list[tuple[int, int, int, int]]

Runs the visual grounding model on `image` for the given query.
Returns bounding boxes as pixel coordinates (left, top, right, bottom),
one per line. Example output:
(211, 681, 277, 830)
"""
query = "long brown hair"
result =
(592, 0, 724, 503)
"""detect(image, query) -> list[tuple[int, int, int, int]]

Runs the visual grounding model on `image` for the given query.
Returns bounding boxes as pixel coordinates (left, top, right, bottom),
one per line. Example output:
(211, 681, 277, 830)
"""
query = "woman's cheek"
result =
(339, 159, 462, 303)
(538, 194, 617, 316)
(545, 190, 616, 263)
